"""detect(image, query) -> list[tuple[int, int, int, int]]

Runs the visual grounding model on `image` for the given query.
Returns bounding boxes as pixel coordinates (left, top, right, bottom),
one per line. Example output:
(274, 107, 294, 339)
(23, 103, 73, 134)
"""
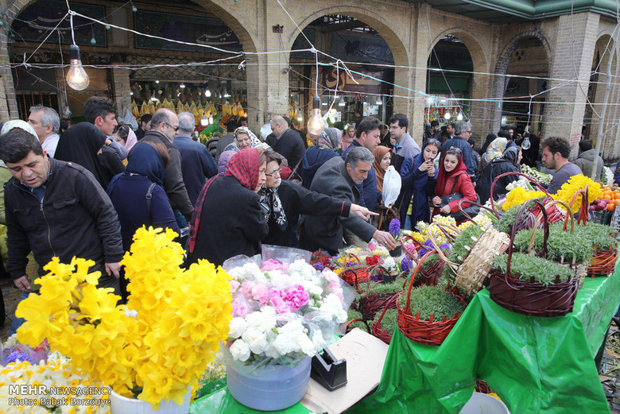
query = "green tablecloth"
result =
(352, 267, 620, 414)
(190, 388, 310, 413)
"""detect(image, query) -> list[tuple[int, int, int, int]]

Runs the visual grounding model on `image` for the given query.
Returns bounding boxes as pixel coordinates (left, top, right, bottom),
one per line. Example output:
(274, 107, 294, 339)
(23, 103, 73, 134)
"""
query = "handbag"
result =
(440, 173, 480, 221)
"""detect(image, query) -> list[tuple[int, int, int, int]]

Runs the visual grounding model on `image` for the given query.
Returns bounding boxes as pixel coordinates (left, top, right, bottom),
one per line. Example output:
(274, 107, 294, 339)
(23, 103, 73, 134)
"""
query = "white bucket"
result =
(460, 392, 510, 414)
(110, 387, 190, 414)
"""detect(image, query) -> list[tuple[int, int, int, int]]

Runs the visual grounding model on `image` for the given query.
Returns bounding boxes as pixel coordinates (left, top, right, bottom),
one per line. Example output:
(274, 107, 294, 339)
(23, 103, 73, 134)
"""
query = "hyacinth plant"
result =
(389, 219, 401, 242)
(15, 227, 233, 409)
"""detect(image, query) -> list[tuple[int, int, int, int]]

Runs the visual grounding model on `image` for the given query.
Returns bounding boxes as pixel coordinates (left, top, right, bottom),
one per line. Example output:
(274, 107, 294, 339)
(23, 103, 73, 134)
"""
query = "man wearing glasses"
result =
(441, 120, 477, 182)
(142, 108, 194, 219)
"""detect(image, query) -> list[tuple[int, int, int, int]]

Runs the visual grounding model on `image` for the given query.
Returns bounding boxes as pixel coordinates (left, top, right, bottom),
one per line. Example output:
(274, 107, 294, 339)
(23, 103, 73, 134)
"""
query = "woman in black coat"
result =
(476, 146, 522, 204)
(187, 148, 267, 266)
(260, 151, 372, 247)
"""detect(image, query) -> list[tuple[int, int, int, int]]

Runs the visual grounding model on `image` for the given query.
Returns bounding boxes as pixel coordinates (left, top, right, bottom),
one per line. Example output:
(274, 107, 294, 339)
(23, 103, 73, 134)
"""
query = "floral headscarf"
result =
(225, 148, 263, 191)
(225, 127, 271, 152)
(484, 138, 508, 162)
(317, 128, 341, 151)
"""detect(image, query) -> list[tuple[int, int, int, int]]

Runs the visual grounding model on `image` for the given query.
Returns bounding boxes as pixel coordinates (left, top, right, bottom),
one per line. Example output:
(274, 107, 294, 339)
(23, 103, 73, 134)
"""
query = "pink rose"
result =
(232, 298, 250, 318)
(251, 284, 270, 305)
(269, 290, 291, 313)
(240, 281, 255, 298)
(284, 285, 309, 311)
(261, 259, 285, 271)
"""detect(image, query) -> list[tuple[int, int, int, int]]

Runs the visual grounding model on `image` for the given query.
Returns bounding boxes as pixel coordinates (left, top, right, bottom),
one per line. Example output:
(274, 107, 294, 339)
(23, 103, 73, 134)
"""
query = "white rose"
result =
(242, 328, 269, 355)
(229, 339, 251, 362)
(229, 317, 246, 338)
(273, 332, 300, 356)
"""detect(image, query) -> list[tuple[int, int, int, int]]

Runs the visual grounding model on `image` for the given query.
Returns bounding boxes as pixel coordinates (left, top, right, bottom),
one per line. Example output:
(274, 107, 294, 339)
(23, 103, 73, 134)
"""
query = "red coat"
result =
(433, 172, 477, 216)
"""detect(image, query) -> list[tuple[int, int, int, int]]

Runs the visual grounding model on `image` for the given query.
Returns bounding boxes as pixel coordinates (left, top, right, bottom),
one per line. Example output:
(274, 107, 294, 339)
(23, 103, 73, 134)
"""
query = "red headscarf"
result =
(225, 148, 263, 191)
(189, 148, 263, 253)
(435, 149, 467, 195)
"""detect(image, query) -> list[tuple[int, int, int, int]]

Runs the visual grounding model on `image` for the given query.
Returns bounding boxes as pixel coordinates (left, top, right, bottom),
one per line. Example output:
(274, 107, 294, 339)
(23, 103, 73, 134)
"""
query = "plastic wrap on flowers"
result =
(223, 251, 356, 373)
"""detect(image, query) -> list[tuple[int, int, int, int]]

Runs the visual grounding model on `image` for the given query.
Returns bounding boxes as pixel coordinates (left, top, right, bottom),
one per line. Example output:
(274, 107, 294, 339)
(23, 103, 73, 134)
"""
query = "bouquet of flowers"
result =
(15, 227, 232, 409)
(225, 257, 351, 366)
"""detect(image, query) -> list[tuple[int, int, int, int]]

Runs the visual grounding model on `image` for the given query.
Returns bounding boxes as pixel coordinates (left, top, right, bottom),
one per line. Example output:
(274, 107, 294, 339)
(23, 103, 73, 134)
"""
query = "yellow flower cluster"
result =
(553, 174, 602, 213)
(0, 356, 108, 413)
(502, 187, 547, 211)
(16, 227, 232, 409)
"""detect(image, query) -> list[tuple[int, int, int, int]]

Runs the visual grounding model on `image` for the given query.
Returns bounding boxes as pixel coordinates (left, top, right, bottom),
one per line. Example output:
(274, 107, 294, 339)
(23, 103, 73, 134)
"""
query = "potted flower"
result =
(15, 227, 232, 414)
(388, 219, 403, 257)
(225, 256, 349, 411)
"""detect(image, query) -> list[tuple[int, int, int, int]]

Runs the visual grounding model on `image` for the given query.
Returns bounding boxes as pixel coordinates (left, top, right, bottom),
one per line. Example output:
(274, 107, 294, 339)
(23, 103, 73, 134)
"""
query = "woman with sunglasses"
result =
(432, 147, 477, 219)
(260, 150, 373, 247)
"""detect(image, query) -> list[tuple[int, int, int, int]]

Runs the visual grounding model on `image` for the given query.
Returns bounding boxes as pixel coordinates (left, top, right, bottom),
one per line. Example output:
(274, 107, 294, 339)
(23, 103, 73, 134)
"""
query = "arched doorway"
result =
(426, 34, 474, 126)
(493, 32, 551, 138)
(288, 14, 395, 132)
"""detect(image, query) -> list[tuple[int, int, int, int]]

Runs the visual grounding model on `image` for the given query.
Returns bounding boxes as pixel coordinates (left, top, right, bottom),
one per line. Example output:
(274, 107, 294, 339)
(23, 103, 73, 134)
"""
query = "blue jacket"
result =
(615, 161, 620, 185)
(107, 143, 180, 250)
(300, 146, 338, 189)
(441, 137, 476, 180)
(342, 140, 378, 211)
(174, 136, 217, 206)
(399, 153, 437, 226)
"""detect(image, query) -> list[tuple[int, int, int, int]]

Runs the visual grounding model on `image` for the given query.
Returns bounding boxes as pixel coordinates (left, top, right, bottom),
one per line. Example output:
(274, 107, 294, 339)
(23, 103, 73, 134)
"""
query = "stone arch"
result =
(490, 30, 552, 134)
(428, 27, 488, 73)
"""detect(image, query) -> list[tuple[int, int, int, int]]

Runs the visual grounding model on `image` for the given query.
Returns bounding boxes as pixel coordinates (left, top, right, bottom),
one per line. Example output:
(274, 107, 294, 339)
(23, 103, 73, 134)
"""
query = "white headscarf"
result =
(1, 120, 38, 137)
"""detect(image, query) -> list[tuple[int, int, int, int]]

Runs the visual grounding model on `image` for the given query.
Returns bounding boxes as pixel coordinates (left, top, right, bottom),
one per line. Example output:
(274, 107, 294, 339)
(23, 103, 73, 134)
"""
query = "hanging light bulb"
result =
(522, 135, 532, 150)
(456, 112, 463, 121)
(297, 114, 303, 122)
(105, 24, 110, 30)
(200, 115, 208, 127)
(376, 96, 382, 105)
(208, 115, 214, 125)
(307, 96, 325, 136)
(66, 45, 89, 91)
(205, 89, 211, 98)
(90, 36, 96, 45)
(444, 111, 451, 120)
(155, 80, 160, 84)
(338, 98, 345, 107)
(180, 83, 186, 89)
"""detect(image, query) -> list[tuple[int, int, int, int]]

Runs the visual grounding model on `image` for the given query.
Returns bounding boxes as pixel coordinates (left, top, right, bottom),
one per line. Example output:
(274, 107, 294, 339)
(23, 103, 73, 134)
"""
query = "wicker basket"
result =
(587, 247, 618, 277)
(452, 227, 510, 296)
(338, 253, 369, 287)
(488, 199, 579, 317)
(397, 251, 466, 346)
(371, 293, 400, 344)
(355, 269, 402, 322)
(344, 318, 369, 334)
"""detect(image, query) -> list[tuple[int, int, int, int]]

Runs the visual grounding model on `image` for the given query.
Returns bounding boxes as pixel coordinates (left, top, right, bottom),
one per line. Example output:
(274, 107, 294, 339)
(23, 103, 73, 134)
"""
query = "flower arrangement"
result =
(1, 336, 48, 366)
(226, 258, 349, 366)
(0, 351, 109, 413)
(15, 227, 232, 408)
(553, 174, 602, 213)
(310, 250, 332, 271)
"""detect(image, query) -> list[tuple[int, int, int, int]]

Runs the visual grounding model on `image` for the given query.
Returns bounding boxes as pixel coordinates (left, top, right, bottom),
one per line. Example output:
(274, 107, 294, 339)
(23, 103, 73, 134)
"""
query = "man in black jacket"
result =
(0, 128, 124, 332)
(269, 115, 306, 171)
(142, 109, 194, 218)
(300, 147, 396, 254)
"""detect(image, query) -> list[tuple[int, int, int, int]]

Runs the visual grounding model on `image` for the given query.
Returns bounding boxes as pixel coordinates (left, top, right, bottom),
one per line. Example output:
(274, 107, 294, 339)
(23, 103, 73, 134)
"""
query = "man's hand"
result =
(373, 230, 397, 250)
(350, 204, 378, 221)
(105, 262, 121, 279)
(432, 196, 442, 207)
(14, 275, 31, 292)
(440, 205, 452, 214)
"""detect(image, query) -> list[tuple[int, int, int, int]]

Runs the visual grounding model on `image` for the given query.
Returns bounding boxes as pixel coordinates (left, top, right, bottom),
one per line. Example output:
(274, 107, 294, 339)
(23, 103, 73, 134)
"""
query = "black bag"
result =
(440, 173, 480, 221)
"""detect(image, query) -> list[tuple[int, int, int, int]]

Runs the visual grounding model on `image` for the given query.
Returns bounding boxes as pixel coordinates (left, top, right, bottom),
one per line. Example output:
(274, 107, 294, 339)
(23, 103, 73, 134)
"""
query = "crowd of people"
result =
(0, 96, 602, 333)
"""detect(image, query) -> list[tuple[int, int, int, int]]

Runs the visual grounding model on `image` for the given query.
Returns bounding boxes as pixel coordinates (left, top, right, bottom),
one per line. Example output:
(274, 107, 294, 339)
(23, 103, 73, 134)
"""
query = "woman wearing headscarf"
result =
(107, 141, 179, 301)
(187, 148, 268, 266)
(431, 147, 477, 219)
(476, 146, 522, 204)
(341, 124, 355, 152)
(299, 128, 340, 189)
(480, 133, 497, 156)
(372, 146, 391, 195)
(224, 126, 271, 153)
(478, 137, 508, 174)
(217, 150, 236, 175)
(399, 139, 441, 229)
(55, 122, 124, 188)
(260, 151, 372, 247)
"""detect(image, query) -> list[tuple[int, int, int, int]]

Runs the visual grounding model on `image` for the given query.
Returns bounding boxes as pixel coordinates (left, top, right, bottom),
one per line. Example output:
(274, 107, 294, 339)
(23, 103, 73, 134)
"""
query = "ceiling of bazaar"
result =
(404, 0, 620, 22)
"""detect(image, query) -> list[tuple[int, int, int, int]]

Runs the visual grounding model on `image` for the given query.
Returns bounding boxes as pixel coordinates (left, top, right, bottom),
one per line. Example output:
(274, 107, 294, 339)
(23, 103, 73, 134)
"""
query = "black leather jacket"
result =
(5, 158, 123, 279)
